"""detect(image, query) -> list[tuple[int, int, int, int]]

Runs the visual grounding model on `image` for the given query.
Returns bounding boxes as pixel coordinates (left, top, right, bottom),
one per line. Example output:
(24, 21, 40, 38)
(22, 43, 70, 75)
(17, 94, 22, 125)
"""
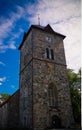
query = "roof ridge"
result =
(18, 24, 66, 50)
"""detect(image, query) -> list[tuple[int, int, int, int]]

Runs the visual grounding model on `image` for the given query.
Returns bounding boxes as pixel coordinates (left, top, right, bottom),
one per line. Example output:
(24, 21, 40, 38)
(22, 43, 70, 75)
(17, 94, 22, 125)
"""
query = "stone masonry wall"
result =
(32, 28, 66, 65)
(33, 59, 74, 129)
(32, 28, 74, 129)
(20, 31, 33, 71)
(7, 90, 19, 128)
(19, 26, 74, 129)
(19, 31, 33, 128)
(19, 62, 33, 128)
(0, 25, 74, 130)
(0, 103, 8, 128)
(0, 90, 19, 128)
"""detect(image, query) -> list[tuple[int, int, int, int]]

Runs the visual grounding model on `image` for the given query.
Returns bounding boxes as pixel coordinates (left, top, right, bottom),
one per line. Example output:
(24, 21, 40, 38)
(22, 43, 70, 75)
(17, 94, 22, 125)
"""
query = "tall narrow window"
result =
(46, 48, 49, 59)
(48, 83, 58, 107)
(23, 116, 27, 127)
(48, 87, 54, 106)
(51, 49, 54, 60)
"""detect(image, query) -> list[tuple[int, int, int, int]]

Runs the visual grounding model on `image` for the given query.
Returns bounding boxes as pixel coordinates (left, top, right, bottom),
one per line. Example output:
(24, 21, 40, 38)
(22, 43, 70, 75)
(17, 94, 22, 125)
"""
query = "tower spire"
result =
(37, 14, 40, 25)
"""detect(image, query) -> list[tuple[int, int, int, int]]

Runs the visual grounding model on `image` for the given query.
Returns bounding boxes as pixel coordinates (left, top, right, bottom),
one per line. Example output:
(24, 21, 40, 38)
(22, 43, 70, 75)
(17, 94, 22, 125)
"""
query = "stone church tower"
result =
(19, 24, 74, 129)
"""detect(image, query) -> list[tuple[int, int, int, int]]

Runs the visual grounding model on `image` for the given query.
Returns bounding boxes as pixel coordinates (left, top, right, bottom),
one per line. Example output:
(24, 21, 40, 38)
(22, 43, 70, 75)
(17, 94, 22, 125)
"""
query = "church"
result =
(0, 24, 74, 129)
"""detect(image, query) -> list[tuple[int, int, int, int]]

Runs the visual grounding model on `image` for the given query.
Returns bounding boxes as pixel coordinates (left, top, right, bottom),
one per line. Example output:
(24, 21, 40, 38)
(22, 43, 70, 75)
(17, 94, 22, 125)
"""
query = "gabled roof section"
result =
(18, 24, 66, 50)
(44, 24, 55, 33)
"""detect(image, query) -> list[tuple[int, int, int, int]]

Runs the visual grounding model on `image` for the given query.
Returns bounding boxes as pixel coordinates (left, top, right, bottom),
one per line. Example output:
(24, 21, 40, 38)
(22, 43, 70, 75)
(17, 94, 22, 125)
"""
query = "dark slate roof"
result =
(18, 24, 66, 50)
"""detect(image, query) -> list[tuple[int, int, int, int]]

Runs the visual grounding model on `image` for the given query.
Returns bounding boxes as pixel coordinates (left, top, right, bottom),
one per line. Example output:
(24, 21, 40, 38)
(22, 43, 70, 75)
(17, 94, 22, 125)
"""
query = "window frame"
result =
(46, 36, 52, 43)
(51, 49, 54, 60)
(48, 83, 58, 107)
(46, 48, 49, 59)
(45, 48, 54, 60)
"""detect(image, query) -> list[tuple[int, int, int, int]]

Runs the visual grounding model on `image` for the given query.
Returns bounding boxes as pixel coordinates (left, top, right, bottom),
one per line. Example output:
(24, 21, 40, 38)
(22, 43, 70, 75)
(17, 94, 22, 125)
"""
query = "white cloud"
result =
(27, 0, 80, 25)
(52, 16, 81, 72)
(0, 77, 6, 82)
(0, 5, 24, 53)
(0, 42, 16, 53)
(0, 45, 9, 53)
(0, 0, 80, 72)
(9, 42, 16, 50)
(26, 0, 81, 72)
(0, 83, 2, 86)
(11, 85, 15, 89)
(0, 77, 6, 86)
(0, 61, 5, 66)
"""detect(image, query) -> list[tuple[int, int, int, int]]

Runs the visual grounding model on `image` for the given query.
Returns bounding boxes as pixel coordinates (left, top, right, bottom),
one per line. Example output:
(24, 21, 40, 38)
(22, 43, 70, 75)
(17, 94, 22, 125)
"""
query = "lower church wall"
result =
(32, 59, 74, 130)
(0, 90, 19, 128)
(0, 103, 8, 128)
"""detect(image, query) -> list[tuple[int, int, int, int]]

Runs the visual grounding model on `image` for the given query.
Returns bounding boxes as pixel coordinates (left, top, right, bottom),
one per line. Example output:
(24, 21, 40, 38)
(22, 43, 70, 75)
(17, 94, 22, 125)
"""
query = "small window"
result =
(46, 36, 51, 43)
(51, 49, 54, 60)
(46, 48, 49, 59)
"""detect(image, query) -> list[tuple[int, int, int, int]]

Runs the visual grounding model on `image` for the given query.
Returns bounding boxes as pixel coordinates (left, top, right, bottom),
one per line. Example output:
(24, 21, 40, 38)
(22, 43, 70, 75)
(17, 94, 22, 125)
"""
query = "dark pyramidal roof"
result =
(19, 24, 66, 50)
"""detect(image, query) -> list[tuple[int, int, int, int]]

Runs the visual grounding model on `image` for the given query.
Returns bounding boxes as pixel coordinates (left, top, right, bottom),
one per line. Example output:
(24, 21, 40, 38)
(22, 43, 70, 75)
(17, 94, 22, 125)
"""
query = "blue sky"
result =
(0, 0, 81, 95)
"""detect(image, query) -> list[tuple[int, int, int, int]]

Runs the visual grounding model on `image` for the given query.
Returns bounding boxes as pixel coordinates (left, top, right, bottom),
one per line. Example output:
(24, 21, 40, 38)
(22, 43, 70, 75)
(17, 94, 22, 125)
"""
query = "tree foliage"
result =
(1, 93, 10, 100)
(67, 68, 81, 123)
(70, 87, 81, 122)
(67, 68, 81, 87)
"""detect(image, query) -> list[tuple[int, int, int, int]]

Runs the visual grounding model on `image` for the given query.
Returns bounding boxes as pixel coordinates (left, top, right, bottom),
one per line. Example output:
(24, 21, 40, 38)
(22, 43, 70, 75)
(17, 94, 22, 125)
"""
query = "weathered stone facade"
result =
(19, 24, 74, 130)
(0, 24, 74, 129)
(0, 90, 19, 128)
(19, 30, 33, 129)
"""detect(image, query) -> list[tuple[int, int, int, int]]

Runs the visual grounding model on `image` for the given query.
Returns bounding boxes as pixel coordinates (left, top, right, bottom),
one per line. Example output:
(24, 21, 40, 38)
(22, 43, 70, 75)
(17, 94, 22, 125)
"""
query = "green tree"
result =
(67, 69, 80, 87)
(67, 68, 81, 124)
(1, 93, 10, 100)
(70, 87, 81, 122)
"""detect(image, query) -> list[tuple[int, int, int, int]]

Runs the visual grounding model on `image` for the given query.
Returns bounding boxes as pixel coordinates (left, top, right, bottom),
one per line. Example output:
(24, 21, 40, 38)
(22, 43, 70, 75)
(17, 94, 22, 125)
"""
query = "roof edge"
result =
(18, 24, 66, 50)
(0, 89, 19, 108)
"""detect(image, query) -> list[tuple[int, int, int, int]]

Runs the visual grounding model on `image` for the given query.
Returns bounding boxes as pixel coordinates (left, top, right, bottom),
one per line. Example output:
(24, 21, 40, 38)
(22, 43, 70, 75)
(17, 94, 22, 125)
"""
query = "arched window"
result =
(48, 83, 58, 107)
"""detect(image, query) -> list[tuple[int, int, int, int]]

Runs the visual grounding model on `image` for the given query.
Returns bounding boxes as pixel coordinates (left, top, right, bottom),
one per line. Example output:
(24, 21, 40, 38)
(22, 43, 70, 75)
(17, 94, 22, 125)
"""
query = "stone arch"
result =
(48, 82, 58, 107)
(51, 115, 61, 128)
